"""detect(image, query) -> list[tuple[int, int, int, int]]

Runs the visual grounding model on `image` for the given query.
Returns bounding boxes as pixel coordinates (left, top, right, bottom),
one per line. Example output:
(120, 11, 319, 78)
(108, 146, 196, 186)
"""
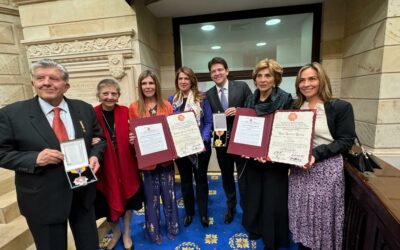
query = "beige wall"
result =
(320, 0, 346, 98)
(15, 0, 139, 106)
(339, 0, 400, 165)
(132, 0, 175, 99)
(0, 1, 31, 108)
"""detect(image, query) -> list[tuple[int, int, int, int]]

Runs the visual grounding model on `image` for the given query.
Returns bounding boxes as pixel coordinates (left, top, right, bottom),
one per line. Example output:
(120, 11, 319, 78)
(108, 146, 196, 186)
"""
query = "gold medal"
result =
(214, 130, 225, 147)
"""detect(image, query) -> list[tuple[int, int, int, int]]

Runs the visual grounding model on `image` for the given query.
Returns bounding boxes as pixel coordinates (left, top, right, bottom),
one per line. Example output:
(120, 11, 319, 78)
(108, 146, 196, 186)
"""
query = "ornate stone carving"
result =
(26, 35, 132, 58)
(108, 54, 125, 79)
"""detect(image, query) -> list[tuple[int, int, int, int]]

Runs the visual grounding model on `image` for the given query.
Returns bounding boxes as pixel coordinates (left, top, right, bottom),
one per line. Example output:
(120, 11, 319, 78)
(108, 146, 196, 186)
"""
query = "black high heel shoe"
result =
(124, 244, 134, 250)
(184, 215, 193, 227)
(201, 216, 209, 227)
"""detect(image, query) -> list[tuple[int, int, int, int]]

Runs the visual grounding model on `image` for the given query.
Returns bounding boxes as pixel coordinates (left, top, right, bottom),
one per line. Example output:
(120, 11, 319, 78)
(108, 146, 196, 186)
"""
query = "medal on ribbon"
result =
(71, 167, 89, 186)
(214, 130, 225, 147)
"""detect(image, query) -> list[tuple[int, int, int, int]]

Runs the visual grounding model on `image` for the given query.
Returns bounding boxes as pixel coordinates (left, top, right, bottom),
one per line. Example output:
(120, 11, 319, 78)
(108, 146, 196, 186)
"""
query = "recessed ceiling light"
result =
(265, 18, 281, 26)
(201, 25, 215, 31)
(256, 42, 267, 47)
(211, 45, 221, 50)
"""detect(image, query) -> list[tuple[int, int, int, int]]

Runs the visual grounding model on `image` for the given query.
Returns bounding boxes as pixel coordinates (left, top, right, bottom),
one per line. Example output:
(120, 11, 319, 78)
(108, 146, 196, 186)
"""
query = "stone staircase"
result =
(0, 168, 109, 250)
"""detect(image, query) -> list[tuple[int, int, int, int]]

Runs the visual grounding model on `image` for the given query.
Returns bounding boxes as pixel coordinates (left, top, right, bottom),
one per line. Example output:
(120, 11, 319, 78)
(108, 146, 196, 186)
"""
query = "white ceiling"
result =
(146, 0, 322, 18)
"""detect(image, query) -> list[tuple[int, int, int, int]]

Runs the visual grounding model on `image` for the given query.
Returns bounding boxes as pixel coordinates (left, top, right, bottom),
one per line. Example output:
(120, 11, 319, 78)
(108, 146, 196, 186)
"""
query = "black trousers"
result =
(215, 146, 247, 210)
(175, 150, 212, 217)
(26, 192, 98, 250)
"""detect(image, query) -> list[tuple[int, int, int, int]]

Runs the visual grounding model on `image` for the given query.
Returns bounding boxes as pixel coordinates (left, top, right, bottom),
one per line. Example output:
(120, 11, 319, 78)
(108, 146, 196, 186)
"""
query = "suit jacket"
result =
(0, 96, 106, 224)
(312, 99, 356, 162)
(206, 80, 252, 132)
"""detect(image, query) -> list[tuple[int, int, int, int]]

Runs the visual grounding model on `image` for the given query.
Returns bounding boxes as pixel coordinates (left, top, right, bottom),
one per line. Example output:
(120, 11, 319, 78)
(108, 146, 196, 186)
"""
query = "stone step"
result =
(0, 215, 33, 250)
(0, 169, 15, 197)
(24, 218, 109, 250)
(95, 218, 110, 246)
(0, 190, 20, 224)
(25, 244, 36, 250)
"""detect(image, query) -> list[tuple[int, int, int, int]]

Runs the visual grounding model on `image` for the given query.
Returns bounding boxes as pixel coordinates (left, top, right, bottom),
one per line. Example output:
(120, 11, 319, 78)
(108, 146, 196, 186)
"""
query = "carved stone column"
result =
(13, 0, 140, 106)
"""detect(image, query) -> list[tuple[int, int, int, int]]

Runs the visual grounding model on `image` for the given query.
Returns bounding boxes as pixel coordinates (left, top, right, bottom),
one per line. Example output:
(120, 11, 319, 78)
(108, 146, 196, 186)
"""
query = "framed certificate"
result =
(130, 112, 205, 169)
(227, 108, 316, 165)
(60, 138, 97, 189)
(167, 112, 204, 157)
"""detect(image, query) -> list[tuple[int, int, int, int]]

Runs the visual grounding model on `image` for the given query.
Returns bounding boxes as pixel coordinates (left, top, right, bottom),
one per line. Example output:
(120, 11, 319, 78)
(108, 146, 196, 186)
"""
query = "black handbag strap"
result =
(354, 134, 363, 147)
(353, 134, 368, 155)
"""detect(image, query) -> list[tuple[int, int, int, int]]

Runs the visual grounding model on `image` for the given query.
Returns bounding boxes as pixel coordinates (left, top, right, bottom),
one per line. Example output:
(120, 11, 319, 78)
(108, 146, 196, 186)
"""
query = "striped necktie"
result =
(220, 88, 228, 110)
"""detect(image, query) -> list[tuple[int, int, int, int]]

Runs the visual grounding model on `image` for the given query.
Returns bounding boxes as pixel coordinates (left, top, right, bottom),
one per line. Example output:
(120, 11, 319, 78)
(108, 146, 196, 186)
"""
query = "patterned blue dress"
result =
(141, 104, 179, 244)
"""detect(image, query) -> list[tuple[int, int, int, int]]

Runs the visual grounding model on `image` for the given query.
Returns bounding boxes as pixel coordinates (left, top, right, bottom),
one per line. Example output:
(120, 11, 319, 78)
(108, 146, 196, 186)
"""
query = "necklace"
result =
(101, 110, 117, 148)
(148, 104, 158, 117)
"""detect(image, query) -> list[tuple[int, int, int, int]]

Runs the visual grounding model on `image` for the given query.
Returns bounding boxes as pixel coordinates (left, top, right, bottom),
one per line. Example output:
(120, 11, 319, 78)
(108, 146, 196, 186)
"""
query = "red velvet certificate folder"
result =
(227, 108, 316, 165)
(227, 108, 271, 158)
(130, 115, 176, 169)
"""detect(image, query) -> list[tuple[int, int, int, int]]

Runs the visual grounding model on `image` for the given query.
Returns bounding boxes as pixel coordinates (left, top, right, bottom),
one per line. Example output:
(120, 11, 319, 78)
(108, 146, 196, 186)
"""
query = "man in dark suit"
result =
(0, 59, 106, 250)
(206, 57, 252, 224)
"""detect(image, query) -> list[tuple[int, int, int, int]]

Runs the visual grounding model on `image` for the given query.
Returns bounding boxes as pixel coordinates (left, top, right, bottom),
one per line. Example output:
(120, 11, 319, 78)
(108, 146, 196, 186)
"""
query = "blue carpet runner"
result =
(99, 174, 298, 250)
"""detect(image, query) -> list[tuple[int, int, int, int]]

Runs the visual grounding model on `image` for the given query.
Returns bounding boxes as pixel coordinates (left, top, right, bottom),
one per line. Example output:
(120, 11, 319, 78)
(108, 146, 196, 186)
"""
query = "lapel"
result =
(324, 100, 335, 136)
(210, 86, 224, 112)
(65, 98, 85, 139)
(228, 80, 235, 107)
(28, 97, 60, 148)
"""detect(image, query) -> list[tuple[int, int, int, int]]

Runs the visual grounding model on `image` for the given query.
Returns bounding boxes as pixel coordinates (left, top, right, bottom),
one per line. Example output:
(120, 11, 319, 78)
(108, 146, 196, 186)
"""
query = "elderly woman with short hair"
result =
(242, 58, 293, 250)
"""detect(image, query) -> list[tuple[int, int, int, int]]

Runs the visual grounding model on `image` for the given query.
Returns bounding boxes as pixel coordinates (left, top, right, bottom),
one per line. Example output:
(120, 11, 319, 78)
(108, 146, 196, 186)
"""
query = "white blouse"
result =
(301, 101, 334, 148)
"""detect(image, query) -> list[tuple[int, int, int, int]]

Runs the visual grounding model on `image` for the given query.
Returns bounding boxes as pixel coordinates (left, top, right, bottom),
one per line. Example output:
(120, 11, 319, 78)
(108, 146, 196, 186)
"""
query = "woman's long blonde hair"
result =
(294, 62, 333, 108)
(136, 70, 166, 117)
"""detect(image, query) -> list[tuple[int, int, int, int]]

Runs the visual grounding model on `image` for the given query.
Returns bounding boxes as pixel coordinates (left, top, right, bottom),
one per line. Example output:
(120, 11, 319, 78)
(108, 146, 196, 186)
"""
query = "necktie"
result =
(52, 107, 69, 142)
(220, 88, 228, 110)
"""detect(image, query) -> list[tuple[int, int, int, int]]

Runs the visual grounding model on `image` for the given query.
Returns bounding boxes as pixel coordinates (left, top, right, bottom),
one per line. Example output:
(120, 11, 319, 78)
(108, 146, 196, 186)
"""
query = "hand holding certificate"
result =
(268, 110, 315, 165)
(130, 112, 205, 169)
(167, 112, 204, 157)
(228, 108, 316, 165)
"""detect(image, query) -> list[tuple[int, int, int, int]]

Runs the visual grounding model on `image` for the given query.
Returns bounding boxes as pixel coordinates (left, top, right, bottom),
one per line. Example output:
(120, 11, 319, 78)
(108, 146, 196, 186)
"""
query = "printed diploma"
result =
(228, 108, 316, 165)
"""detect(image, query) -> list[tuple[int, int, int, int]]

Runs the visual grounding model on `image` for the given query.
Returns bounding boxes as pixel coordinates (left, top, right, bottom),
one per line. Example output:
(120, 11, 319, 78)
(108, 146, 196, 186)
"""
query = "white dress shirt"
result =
(216, 79, 229, 105)
(38, 97, 76, 140)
